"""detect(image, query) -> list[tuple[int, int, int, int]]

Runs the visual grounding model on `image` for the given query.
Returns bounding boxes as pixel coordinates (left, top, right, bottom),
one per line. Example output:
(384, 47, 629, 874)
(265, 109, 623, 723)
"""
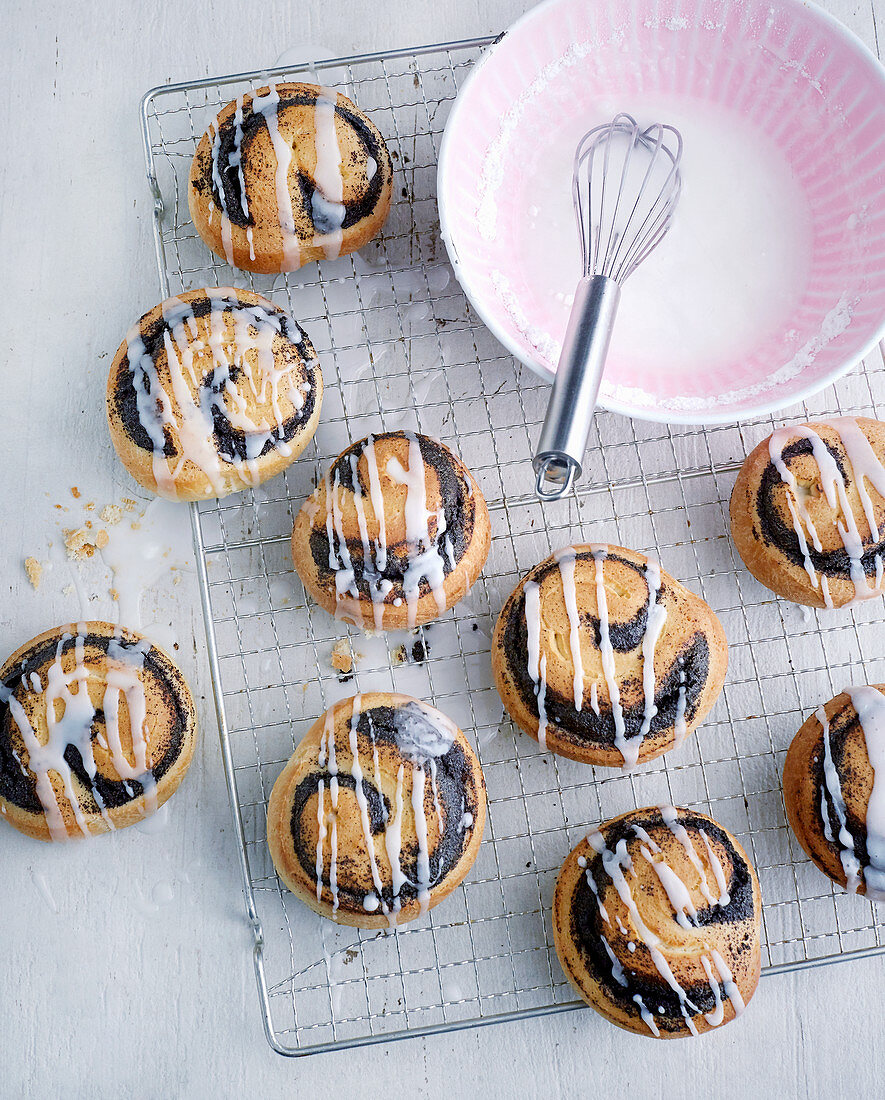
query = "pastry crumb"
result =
(393, 643, 408, 665)
(123, 497, 137, 512)
(85, 501, 95, 512)
(70, 487, 80, 499)
(109, 588, 119, 601)
(331, 638, 353, 674)
(64, 525, 108, 560)
(100, 504, 123, 525)
(24, 557, 42, 589)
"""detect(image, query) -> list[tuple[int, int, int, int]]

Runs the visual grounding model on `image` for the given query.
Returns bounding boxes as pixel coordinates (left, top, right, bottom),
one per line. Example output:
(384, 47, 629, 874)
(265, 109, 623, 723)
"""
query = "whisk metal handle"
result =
(533, 274, 621, 500)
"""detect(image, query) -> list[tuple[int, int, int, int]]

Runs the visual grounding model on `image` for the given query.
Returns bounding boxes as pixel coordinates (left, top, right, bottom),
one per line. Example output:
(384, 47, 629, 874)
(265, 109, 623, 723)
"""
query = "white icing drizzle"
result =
(125, 292, 310, 499)
(659, 804, 728, 907)
(601, 935, 628, 986)
(849, 687, 885, 902)
(346, 697, 391, 920)
(524, 580, 549, 748)
(818, 688, 885, 902)
(638, 558, 668, 742)
(554, 548, 584, 710)
(311, 88, 346, 260)
(633, 993, 661, 1037)
(0, 628, 157, 840)
(768, 419, 885, 607)
(817, 703, 862, 894)
(317, 710, 340, 913)
(586, 828, 701, 1036)
(383, 762, 406, 928)
(641, 844, 698, 930)
(584, 810, 742, 1036)
(591, 549, 630, 765)
(589, 681, 600, 716)
(385, 434, 449, 628)
(251, 84, 301, 271)
(326, 435, 453, 630)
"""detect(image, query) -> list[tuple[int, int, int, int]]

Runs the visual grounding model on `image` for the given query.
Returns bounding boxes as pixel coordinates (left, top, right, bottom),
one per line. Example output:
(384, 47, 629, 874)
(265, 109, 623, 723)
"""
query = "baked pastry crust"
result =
(783, 685, 885, 901)
(730, 417, 885, 608)
(0, 622, 197, 841)
(553, 806, 761, 1038)
(291, 431, 491, 631)
(188, 82, 393, 274)
(491, 544, 727, 767)
(266, 692, 486, 928)
(107, 287, 322, 501)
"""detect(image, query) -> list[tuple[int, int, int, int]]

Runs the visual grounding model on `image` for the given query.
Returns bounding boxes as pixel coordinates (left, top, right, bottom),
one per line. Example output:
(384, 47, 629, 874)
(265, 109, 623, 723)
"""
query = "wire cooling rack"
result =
(140, 38, 885, 1056)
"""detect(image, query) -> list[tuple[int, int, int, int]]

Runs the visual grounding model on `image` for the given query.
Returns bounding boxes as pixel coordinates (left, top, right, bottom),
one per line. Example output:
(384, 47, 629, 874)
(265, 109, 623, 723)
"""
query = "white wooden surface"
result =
(2, 0, 884, 1095)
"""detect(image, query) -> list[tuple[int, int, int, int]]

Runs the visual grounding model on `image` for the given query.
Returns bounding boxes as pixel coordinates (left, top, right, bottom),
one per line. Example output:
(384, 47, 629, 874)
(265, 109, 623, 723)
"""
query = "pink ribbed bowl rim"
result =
(437, 0, 885, 424)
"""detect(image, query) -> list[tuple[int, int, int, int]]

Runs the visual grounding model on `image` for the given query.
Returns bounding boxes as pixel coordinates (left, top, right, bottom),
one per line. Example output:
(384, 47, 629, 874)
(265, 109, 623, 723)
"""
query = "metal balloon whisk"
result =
(533, 113, 683, 499)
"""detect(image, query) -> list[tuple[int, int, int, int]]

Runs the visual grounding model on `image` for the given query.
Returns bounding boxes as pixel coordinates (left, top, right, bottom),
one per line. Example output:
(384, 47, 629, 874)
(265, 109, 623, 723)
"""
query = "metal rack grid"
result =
(140, 39, 885, 1056)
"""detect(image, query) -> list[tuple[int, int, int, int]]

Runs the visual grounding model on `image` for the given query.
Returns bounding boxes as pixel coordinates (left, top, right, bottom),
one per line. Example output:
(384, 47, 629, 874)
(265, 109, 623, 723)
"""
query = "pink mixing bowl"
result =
(438, 0, 885, 423)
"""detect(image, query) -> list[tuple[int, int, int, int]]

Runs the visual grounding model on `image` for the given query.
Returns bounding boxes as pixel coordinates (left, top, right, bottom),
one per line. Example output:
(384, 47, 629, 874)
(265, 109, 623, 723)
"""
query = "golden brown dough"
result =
(107, 287, 322, 501)
(266, 692, 486, 927)
(291, 431, 491, 631)
(491, 544, 727, 767)
(730, 417, 885, 608)
(783, 685, 885, 901)
(188, 82, 393, 273)
(0, 622, 197, 841)
(553, 805, 761, 1038)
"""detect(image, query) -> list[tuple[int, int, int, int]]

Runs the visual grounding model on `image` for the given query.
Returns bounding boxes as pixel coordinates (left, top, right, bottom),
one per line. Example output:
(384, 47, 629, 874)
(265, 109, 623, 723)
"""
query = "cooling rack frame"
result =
(140, 35, 885, 1056)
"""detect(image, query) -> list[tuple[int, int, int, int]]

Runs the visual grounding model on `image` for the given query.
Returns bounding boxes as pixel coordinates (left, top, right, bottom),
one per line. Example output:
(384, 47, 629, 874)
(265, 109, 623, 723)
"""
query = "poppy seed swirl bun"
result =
(291, 432, 491, 632)
(730, 417, 885, 608)
(107, 287, 322, 502)
(188, 82, 393, 274)
(0, 622, 197, 842)
(266, 693, 486, 928)
(553, 806, 761, 1038)
(492, 545, 727, 767)
(784, 685, 885, 902)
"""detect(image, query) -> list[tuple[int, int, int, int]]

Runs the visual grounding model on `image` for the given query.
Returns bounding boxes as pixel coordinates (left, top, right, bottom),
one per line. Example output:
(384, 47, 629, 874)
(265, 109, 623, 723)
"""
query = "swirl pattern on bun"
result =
(291, 432, 491, 631)
(553, 806, 761, 1038)
(730, 417, 885, 608)
(188, 82, 393, 273)
(784, 685, 885, 901)
(266, 693, 486, 927)
(107, 287, 321, 501)
(492, 545, 727, 767)
(0, 622, 197, 841)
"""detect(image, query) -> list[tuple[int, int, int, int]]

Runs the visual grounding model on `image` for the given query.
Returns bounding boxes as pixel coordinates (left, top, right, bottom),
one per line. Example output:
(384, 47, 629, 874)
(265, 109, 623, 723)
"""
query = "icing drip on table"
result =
(124, 291, 312, 499)
(582, 808, 743, 1037)
(818, 687, 885, 902)
(767, 419, 885, 607)
(0, 628, 157, 841)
